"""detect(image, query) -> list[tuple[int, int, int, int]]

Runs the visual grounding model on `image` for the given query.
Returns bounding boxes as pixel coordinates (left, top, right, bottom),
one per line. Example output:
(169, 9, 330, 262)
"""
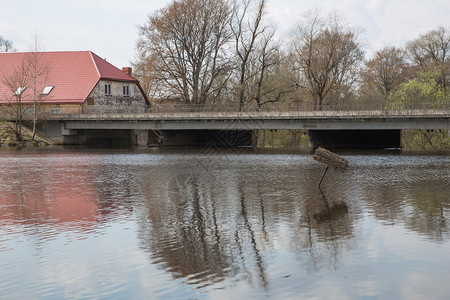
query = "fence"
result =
(81, 100, 450, 114)
(1, 99, 449, 120)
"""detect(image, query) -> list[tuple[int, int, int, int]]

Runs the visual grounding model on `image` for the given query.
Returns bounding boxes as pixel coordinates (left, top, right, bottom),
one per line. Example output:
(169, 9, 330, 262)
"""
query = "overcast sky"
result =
(1, 0, 449, 69)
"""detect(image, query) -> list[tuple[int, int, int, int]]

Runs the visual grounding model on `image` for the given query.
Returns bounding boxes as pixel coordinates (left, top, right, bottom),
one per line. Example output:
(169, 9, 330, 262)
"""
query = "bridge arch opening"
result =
(308, 130, 402, 149)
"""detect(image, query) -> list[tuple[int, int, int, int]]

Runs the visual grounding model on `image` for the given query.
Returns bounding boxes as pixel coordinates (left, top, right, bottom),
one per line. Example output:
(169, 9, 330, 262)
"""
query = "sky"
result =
(1, 0, 449, 69)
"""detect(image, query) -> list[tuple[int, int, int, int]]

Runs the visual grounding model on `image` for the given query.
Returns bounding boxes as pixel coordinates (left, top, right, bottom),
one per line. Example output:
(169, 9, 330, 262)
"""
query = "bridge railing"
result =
(1, 100, 449, 120)
(81, 100, 450, 114)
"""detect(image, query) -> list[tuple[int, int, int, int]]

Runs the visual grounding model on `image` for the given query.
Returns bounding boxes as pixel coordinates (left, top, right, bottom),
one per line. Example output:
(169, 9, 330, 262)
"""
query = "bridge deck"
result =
(44, 108, 449, 120)
(40, 109, 448, 131)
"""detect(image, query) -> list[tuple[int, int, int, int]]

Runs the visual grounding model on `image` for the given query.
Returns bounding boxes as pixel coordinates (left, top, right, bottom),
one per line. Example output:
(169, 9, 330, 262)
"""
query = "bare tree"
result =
(1, 41, 50, 142)
(135, 0, 233, 107)
(230, 0, 294, 111)
(0, 36, 16, 52)
(132, 51, 159, 102)
(231, 0, 270, 109)
(360, 46, 409, 100)
(248, 41, 298, 110)
(27, 37, 50, 139)
(407, 26, 449, 67)
(2, 61, 31, 141)
(406, 26, 450, 91)
(290, 11, 364, 110)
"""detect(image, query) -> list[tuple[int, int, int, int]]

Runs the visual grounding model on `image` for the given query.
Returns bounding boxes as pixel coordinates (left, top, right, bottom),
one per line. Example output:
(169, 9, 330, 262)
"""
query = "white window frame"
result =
(24, 107, 34, 115)
(50, 108, 61, 115)
(105, 83, 112, 96)
(123, 84, 130, 97)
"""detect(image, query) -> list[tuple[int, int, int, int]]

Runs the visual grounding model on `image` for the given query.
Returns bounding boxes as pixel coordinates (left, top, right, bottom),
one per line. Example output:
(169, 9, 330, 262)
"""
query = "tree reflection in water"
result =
(136, 160, 358, 290)
(360, 162, 449, 242)
(1, 151, 449, 298)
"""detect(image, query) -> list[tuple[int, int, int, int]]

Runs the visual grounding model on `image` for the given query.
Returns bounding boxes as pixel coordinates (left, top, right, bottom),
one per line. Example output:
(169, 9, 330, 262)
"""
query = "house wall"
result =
(0, 104, 81, 116)
(2, 80, 147, 115)
(86, 80, 147, 110)
(39, 105, 82, 114)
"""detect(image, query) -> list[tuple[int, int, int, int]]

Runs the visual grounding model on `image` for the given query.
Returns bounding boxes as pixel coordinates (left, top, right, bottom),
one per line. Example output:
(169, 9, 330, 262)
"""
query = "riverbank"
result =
(256, 129, 449, 151)
(0, 122, 53, 147)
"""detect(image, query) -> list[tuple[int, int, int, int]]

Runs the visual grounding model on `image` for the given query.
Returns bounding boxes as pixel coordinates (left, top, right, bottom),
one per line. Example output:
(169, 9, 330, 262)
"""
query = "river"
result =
(0, 147, 449, 299)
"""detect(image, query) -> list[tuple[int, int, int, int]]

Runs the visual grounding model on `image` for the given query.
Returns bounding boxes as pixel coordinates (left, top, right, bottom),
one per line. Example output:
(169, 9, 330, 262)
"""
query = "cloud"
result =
(268, 0, 449, 59)
(3, 0, 449, 67)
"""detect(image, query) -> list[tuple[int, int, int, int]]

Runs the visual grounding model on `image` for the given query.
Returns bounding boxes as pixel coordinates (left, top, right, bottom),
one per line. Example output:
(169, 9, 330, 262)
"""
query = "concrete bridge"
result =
(47, 109, 448, 130)
(33, 104, 449, 148)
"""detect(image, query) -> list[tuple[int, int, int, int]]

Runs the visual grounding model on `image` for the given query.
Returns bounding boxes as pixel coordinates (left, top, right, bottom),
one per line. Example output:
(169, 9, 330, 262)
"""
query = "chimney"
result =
(122, 67, 132, 76)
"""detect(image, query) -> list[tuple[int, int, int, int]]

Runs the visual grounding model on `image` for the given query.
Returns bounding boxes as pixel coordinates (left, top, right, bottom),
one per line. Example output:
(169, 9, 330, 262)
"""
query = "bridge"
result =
(47, 109, 448, 130)
(34, 102, 449, 148)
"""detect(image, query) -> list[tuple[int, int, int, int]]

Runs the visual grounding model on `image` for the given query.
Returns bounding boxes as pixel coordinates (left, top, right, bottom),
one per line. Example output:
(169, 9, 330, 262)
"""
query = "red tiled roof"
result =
(90, 52, 136, 82)
(0, 51, 140, 104)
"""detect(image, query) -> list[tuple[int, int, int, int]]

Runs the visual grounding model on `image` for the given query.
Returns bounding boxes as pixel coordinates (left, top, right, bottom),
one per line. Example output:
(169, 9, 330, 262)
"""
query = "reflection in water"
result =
(313, 190, 348, 223)
(136, 155, 359, 290)
(0, 150, 449, 298)
(360, 161, 449, 242)
(0, 155, 99, 234)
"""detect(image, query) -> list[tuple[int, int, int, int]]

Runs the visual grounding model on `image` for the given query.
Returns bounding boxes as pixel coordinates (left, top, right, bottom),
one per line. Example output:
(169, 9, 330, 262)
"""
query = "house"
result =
(0, 51, 149, 114)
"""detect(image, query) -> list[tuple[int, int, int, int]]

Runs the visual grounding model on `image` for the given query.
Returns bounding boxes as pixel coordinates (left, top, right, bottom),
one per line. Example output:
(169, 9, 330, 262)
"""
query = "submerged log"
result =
(312, 147, 349, 187)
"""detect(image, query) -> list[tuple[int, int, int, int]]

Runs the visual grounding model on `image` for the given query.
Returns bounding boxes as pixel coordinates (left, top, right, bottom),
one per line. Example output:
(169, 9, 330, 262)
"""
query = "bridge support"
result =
(36, 122, 255, 147)
(308, 130, 402, 149)
(36, 122, 142, 146)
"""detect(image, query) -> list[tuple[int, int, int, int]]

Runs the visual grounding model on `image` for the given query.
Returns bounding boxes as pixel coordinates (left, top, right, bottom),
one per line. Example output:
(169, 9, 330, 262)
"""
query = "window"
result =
(13, 86, 26, 96)
(123, 84, 130, 96)
(24, 108, 34, 115)
(105, 83, 112, 96)
(41, 86, 54, 95)
(50, 108, 61, 114)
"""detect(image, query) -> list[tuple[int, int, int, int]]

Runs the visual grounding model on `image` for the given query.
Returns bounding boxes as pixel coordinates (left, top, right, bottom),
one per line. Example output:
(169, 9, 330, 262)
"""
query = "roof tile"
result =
(0, 51, 137, 104)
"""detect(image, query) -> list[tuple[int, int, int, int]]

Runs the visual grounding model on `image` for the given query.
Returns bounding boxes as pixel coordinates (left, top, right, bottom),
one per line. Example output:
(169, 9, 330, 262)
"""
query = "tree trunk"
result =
(17, 99, 22, 141)
(32, 105, 37, 140)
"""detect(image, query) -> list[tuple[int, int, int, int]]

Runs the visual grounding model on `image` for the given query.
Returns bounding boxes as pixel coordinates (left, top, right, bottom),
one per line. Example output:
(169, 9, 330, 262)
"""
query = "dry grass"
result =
(0, 122, 52, 146)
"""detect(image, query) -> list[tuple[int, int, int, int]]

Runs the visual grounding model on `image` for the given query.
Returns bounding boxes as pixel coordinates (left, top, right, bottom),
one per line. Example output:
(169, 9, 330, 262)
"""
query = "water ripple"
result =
(0, 149, 449, 298)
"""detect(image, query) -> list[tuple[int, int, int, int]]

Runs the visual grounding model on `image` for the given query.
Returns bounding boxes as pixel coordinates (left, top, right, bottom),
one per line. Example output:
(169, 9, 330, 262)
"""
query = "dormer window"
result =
(13, 86, 26, 96)
(41, 86, 54, 95)
(105, 83, 112, 96)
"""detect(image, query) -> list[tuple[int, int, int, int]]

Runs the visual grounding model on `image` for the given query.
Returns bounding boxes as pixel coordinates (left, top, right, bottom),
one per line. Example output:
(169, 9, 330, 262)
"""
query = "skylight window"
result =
(42, 86, 54, 95)
(13, 86, 26, 96)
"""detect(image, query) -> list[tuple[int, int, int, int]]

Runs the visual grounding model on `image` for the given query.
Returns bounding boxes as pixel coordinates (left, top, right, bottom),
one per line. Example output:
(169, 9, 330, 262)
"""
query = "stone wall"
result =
(86, 80, 147, 109)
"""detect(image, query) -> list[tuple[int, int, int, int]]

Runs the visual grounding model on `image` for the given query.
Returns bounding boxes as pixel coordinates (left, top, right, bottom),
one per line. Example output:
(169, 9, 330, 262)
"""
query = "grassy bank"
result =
(255, 129, 449, 151)
(402, 129, 449, 151)
(256, 130, 311, 148)
(0, 122, 51, 147)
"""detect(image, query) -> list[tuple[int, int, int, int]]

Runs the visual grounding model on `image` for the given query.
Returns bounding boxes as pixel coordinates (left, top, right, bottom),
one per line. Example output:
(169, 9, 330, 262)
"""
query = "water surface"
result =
(0, 148, 449, 299)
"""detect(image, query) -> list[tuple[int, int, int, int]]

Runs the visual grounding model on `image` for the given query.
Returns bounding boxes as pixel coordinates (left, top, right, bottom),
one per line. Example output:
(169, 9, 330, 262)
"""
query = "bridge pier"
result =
(308, 130, 402, 149)
(37, 122, 143, 146)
